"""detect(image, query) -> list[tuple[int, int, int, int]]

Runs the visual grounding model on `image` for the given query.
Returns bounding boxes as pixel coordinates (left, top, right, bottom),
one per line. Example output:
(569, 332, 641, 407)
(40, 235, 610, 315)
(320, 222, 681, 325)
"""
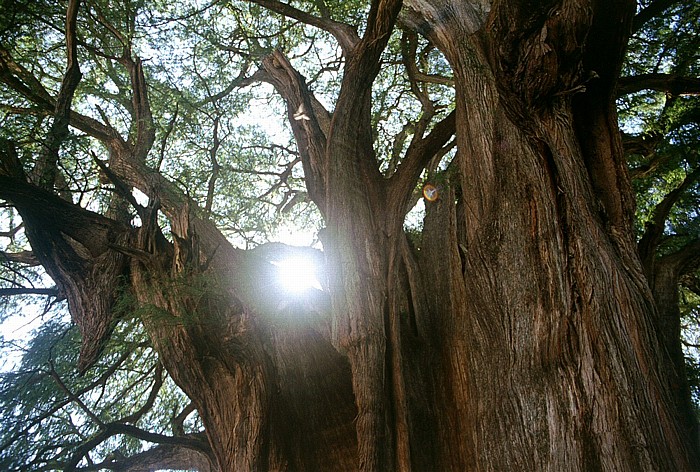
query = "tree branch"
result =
(632, 0, 685, 33)
(31, 0, 82, 189)
(49, 358, 105, 427)
(172, 402, 197, 436)
(0, 161, 133, 371)
(656, 239, 700, 281)
(638, 165, 700, 272)
(618, 73, 700, 97)
(76, 441, 216, 472)
(0, 47, 55, 109)
(0, 287, 59, 297)
(65, 424, 211, 472)
(0, 249, 41, 266)
(205, 116, 222, 214)
(119, 362, 164, 424)
(388, 110, 455, 215)
(0, 45, 124, 144)
(0, 349, 133, 454)
(261, 50, 330, 213)
(245, 0, 359, 54)
(323, 0, 404, 195)
(124, 55, 155, 162)
(343, 0, 403, 91)
(91, 0, 156, 164)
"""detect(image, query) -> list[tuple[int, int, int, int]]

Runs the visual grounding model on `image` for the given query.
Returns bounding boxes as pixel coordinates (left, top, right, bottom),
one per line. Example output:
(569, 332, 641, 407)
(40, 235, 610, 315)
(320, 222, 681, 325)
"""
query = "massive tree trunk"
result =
(1, 0, 697, 470)
(398, 0, 695, 470)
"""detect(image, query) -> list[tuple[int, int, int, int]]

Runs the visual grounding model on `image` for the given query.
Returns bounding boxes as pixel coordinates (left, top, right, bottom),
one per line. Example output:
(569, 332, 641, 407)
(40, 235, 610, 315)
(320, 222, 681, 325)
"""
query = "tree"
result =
(0, 0, 699, 470)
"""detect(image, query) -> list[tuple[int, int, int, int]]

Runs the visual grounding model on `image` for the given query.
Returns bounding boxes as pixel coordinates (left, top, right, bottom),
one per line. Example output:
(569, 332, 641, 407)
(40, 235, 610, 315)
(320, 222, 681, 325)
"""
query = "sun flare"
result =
(273, 256, 322, 293)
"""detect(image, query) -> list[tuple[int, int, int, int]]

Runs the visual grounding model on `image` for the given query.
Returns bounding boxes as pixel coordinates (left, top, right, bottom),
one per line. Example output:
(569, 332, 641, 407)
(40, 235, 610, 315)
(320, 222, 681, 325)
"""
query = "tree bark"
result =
(401, 0, 695, 469)
(1, 0, 697, 470)
(649, 243, 700, 456)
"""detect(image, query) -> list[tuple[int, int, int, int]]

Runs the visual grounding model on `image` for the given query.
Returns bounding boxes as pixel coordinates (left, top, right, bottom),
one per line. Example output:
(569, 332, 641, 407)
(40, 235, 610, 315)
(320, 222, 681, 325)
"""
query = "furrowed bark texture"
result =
(402, 0, 694, 469)
(0, 147, 130, 373)
(123, 201, 359, 471)
(648, 246, 700, 455)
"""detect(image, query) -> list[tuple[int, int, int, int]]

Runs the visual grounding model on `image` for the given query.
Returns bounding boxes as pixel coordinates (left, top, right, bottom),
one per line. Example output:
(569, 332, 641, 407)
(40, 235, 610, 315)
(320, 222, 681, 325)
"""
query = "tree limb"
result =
(76, 442, 216, 472)
(245, 0, 359, 54)
(0, 249, 41, 265)
(0, 45, 124, 144)
(632, 0, 685, 33)
(343, 0, 403, 92)
(638, 165, 700, 273)
(0, 349, 133, 454)
(0, 47, 55, 109)
(205, 116, 222, 214)
(261, 50, 330, 213)
(323, 0, 405, 198)
(64, 424, 210, 472)
(654, 240, 700, 296)
(172, 402, 197, 436)
(618, 73, 700, 97)
(0, 163, 133, 372)
(388, 110, 455, 216)
(0, 287, 59, 297)
(31, 0, 82, 189)
(90, 0, 156, 163)
(119, 362, 164, 424)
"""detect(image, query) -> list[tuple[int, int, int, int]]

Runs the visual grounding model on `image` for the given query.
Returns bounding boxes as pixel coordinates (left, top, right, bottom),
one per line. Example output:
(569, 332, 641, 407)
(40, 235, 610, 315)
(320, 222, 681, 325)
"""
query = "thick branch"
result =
(0, 160, 133, 371)
(0, 45, 124, 144)
(31, 0, 83, 189)
(65, 424, 210, 472)
(0, 250, 41, 265)
(0, 287, 59, 297)
(91, 1, 156, 161)
(657, 239, 700, 279)
(325, 0, 405, 197)
(0, 47, 55, 108)
(122, 54, 155, 161)
(172, 402, 197, 436)
(618, 73, 700, 97)
(638, 165, 700, 273)
(388, 110, 455, 217)
(632, 0, 685, 32)
(342, 0, 403, 93)
(246, 0, 359, 54)
(570, 0, 638, 232)
(78, 443, 216, 472)
(261, 51, 330, 213)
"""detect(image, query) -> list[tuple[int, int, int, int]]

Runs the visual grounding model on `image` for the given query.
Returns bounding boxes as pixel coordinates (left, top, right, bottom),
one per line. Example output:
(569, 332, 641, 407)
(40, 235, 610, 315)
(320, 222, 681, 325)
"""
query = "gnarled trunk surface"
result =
(1, 0, 697, 470)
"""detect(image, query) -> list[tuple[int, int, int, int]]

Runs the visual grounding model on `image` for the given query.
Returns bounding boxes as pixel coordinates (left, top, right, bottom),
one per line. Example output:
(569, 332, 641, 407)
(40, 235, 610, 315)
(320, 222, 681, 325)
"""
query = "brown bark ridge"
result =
(122, 199, 359, 470)
(0, 140, 131, 373)
(401, 0, 696, 470)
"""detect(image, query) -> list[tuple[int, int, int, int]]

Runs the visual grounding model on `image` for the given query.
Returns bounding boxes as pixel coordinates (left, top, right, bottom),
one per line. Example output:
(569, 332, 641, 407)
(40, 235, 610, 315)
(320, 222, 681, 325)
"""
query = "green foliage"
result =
(0, 313, 194, 471)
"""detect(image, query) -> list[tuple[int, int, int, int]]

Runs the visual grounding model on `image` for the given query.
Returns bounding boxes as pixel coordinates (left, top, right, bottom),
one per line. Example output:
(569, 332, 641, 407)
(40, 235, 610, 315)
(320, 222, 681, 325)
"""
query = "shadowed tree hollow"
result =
(1, 0, 699, 470)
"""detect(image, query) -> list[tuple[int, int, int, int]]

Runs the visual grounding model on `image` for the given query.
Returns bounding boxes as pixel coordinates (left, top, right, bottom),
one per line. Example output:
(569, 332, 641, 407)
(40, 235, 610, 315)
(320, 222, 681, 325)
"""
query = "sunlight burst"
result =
(273, 256, 322, 293)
